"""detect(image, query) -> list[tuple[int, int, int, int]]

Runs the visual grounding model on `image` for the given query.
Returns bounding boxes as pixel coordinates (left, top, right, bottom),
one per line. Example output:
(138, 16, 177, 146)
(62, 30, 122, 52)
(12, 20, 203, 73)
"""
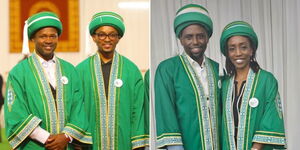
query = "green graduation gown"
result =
(76, 52, 147, 150)
(155, 53, 221, 150)
(144, 70, 150, 142)
(221, 69, 286, 150)
(4, 53, 92, 150)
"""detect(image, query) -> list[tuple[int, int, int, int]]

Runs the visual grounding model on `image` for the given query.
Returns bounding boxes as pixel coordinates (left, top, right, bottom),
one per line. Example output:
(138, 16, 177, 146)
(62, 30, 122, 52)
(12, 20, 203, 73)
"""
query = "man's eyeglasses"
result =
(95, 33, 119, 40)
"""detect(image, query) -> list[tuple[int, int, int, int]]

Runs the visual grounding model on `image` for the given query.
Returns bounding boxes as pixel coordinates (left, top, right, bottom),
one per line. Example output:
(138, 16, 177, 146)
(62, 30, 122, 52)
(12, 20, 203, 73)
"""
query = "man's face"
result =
(92, 26, 120, 54)
(180, 24, 209, 61)
(31, 27, 58, 60)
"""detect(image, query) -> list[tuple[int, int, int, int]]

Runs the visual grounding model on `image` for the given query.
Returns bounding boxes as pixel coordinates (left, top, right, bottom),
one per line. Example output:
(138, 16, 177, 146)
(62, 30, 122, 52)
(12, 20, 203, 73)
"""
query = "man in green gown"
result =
(154, 4, 221, 150)
(220, 21, 286, 150)
(76, 11, 148, 150)
(4, 12, 92, 150)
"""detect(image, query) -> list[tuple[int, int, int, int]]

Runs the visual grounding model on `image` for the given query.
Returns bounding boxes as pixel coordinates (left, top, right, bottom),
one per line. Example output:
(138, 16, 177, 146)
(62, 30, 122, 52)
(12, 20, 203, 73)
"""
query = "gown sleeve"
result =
(155, 62, 183, 148)
(4, 71, 42, 149)
(130, 67, 148, 149)
(252, 75, 286, 149)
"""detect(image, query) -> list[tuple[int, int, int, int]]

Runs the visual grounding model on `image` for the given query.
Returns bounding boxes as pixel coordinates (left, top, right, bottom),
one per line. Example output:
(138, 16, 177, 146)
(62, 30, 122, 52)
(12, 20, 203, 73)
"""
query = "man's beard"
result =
(190, 51, 204, 62)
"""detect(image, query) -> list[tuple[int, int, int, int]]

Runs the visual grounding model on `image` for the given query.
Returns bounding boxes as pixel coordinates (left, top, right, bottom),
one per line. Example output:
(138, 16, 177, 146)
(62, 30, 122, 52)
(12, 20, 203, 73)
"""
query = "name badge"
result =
(61, 76, 69, 84)
(249, 97, 259, 108)
(114, 79, 123, 87)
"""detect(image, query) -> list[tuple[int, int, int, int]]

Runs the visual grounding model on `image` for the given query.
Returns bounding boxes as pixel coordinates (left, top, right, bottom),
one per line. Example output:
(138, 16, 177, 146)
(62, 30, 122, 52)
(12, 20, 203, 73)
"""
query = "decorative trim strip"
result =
(252, 134, 286, 145)
(28, 16, 60, 27)
(132, 138, 149, 149)
(31, 54, 58, 133)
(131, 134, 149, 140)
(244, 70, 260, 150)
(225, 69, 257, 149)
(55, 58, 65, 132)
(206, 58, 219, 149)
(108, 52, 119, 150)
(180, 53, 218, 149)
(94, 53, 108, 149)
(224, 77, 236, 150)
(255, 131, 285, 135)
(157, 135, 183, 148)
(31, 54, 65, 134)
(275, 92, 284, 119)
(8, 115, 41, 149)
(28, 58, 50, 130)
(157, 133, 181, 139)
(93, 15, 123, 22)
(178, 56, 205, 148)
(176, 7, 209, 17)
(62, 124, 92, 144)
(90, 56, 102, 148)
(94, 52, 119, 149)
(237, 69, 256, 150)
(6, 81, 16, 112)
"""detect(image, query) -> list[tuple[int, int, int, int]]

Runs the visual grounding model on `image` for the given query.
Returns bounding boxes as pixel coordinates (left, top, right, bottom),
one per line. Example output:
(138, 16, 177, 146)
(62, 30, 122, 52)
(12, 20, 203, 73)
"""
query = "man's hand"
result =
(251, 142, 264, 150)
(45, 133, 70, 150)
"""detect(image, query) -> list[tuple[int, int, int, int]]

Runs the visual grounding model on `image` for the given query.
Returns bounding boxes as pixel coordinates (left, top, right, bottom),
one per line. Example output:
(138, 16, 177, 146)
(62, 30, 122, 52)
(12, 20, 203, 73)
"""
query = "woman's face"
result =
(227, 35, 253, 72)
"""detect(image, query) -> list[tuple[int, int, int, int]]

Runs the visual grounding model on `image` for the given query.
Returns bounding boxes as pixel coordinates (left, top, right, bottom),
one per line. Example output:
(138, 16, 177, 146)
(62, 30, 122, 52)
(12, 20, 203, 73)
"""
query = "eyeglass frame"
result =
(94, 32, 120, 40)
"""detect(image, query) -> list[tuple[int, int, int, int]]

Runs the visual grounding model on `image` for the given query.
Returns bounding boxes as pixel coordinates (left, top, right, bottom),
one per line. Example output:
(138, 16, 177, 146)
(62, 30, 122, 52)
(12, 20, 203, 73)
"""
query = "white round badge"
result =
(61, 76, 69, 84)
(218, 80, 222, 89)
(249, 97, 259, 108)
(114, 79, 123, 87)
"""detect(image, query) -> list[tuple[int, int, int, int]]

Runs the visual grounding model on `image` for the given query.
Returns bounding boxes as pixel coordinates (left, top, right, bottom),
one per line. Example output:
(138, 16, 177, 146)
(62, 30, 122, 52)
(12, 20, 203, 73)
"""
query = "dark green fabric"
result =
(155, 56, 221, 150)
(76, 54, 147, 150)
(221, 69, 286, 150)
(4, 56, 91, 150)
(144, 70, 150, 136)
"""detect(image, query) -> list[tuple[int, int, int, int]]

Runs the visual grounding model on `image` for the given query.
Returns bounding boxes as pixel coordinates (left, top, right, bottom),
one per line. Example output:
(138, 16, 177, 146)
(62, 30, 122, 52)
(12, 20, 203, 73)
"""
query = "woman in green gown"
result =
(220, 21, 286, 150)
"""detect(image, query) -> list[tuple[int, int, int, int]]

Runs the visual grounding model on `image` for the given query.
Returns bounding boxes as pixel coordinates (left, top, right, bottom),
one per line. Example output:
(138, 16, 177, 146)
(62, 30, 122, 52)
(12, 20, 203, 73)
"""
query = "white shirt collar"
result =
(183, 51, 209, 96)
(184, 51, 206, 68)
(36, 54, 56, 67)
(36, 53, 57, 88)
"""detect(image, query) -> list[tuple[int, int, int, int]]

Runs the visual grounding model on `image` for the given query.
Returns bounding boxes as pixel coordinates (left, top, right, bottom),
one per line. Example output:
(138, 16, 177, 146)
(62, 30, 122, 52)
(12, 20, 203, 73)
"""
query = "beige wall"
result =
(0, 0, 149, 79)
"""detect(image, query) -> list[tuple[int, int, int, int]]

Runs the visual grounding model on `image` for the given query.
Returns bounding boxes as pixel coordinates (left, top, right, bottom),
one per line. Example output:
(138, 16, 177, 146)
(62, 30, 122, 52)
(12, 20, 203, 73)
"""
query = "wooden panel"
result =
(9, 0, 79, 53)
